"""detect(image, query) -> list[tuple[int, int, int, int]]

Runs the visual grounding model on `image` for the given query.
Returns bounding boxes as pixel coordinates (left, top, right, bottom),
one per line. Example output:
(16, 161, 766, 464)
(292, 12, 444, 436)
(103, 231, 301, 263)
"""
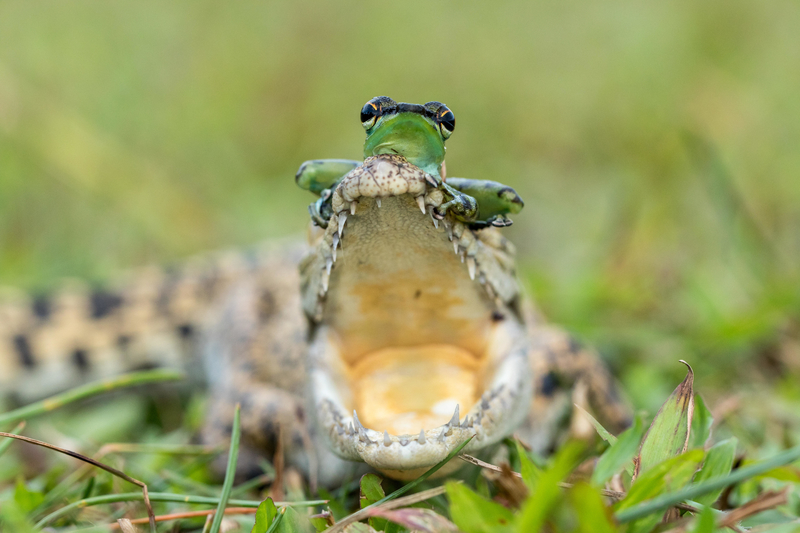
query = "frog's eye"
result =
(437, 108, 455, 139)
(360, 101, 380, 130)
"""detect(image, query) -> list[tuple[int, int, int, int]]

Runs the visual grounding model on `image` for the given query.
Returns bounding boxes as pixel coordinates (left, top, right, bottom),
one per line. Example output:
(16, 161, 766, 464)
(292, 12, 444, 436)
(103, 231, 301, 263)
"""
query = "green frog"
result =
(297, 96, 524, 229)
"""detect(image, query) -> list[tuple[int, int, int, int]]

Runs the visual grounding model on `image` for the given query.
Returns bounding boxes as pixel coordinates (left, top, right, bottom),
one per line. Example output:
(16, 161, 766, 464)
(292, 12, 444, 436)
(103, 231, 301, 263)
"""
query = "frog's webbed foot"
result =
(296, 159, 361, 195)
(464, 214, 515, 230)
(297, 159, 365, 229)
(444, 177, 524, 228)
(433, 182, 479, 222)
(308, 189, 334, 228)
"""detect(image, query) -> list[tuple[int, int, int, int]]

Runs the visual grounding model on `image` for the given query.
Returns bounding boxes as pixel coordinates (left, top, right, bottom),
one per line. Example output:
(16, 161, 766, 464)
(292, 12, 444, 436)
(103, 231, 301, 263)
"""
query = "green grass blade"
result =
(446, 481, 514, 533)
(252, 498, 279, 533)
(569, 482, 616, 533)
(574, 404, 617, 445)
(0, 369, 184, 426)
(692, 437, 737, 507)
(517, 441, 584, 532)
(265, 508, 285, 533)
(209, 403, 241, 533)
(689, 394, 713, 449)
(374, 435, 474, 507)
(514, 440, 541, 491)
(34, 492, 326, 528)
(615, 449, 704, 533)
(326, 435, 474, 533)
(0, 421, 25, 457)
(635, 361, 694, 477)
(592, 414, 643, 485)
(615, 443, 800, 523)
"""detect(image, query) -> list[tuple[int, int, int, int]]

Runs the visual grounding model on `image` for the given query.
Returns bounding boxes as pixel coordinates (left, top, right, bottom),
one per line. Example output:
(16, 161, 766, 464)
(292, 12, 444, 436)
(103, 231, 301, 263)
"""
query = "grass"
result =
(1, 0, 800, 530)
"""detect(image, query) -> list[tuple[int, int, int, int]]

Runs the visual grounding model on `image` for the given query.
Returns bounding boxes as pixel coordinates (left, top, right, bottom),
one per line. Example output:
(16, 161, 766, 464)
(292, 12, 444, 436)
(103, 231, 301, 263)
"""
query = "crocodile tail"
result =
(0, 249, 258, 403)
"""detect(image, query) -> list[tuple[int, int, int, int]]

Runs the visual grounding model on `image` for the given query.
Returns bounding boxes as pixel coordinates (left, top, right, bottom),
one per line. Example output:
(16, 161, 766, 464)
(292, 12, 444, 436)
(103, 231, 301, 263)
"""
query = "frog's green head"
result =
(361, 96, 455, 177)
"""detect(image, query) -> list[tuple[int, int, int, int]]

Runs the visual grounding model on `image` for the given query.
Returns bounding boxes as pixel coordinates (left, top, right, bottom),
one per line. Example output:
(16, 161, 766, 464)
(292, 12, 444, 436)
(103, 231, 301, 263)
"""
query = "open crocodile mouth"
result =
(300, 155, 532, 479)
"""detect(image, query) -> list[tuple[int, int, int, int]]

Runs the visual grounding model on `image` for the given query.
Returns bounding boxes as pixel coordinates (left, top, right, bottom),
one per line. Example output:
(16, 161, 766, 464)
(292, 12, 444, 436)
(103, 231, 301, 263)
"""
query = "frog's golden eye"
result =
(360, 101, 380, 130)
(438, 108, 455, 139)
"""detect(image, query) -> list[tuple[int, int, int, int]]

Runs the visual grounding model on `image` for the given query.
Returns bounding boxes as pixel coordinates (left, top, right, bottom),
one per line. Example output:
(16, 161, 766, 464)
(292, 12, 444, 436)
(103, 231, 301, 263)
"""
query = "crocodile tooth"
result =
(461, 416, 472, 429)
(448, 404, 460, 427)
(460, 251, 466, 263)
(425, 174, 438, 187)
(444, 219, 453, 241)
(376, 198, 381, 208)
(418, 429, 426, 444)
(400, 437, 409, 446)
(416, 196, 426, 214)
(331, 233, 339, 262)
(467, 258, 476, 280)
(384, 431, 391, 447)
(438, 428, 447, 442)
(325, 258, 333, 276)
(481, 398, 490, 410)
(353, 410, 364, 431)
(429, 208, 439, 229)
(321, 268, 330, 293)
(348, 422, 355, 436)
(350, 201, 357, 215)
(338, 213, 347, 236)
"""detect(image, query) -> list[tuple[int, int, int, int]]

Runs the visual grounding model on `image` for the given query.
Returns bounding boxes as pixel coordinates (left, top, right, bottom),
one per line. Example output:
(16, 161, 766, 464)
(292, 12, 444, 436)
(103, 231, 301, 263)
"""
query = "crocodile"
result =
(0, 97, 630, 486)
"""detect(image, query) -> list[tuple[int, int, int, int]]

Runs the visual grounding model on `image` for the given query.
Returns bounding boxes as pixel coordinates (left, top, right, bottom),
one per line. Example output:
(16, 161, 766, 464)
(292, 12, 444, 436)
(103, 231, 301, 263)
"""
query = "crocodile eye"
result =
(438, 108, 455, 139)
(360, 101, 380, 129)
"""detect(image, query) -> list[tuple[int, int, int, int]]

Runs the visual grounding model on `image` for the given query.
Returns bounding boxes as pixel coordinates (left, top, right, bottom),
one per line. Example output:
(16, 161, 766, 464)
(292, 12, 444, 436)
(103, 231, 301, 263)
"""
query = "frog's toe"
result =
(489, 214, 514, 228)
(438, 194, 479, 222)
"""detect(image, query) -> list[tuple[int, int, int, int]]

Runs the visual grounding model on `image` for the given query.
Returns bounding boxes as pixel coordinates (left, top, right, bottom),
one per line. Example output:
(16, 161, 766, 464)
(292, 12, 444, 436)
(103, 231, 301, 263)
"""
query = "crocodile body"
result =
(0, 98, 630, 486)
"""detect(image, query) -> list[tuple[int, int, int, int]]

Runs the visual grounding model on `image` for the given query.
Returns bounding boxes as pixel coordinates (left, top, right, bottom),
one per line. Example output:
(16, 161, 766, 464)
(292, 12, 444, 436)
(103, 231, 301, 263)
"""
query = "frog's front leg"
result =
(434, 182, 479, 222)
(295, 159, 361, 195)
(445, 178, 524, 229)
(297, 159, 361, 228)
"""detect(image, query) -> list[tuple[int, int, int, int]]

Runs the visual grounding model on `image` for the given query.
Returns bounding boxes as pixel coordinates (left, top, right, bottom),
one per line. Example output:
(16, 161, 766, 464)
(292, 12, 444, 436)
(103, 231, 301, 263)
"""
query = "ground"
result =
(1, 0, 800, 530)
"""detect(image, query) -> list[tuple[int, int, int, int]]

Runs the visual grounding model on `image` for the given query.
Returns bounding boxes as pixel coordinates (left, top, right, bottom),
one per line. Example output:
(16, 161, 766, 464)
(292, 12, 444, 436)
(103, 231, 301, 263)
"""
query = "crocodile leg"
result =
(200, 246, 362, 487)
(519, 317, 632, 454)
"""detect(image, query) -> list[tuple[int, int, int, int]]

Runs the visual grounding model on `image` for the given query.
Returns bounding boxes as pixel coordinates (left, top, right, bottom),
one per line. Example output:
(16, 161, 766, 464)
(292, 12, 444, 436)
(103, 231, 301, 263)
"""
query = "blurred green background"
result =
(1, 0, 799, 415)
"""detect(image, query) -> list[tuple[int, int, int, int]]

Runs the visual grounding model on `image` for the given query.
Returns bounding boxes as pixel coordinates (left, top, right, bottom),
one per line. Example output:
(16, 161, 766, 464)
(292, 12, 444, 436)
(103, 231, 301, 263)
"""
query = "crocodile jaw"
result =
(301, 155, 531, 479)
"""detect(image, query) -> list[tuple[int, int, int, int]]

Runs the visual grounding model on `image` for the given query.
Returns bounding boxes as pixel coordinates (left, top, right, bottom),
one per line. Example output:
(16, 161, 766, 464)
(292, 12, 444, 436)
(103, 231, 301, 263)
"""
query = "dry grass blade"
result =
(616, 443, 800, 523)
(459, 453, 627, 499)
(117, 518, 138, 533)
(96, 442, 222, 457)
(327, 435, 475, 533)
(718, 488, 789, 528)
(329, 483, 457, 532)
(0, 431, 157, 533)
(459, 453, 522, 476)
(107, 507, 257, 529)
